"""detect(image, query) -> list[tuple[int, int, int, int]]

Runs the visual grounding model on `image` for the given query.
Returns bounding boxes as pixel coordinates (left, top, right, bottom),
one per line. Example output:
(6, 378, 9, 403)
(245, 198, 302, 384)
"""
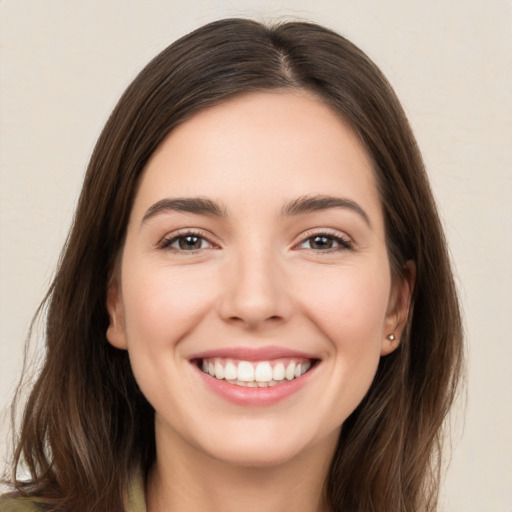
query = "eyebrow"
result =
(141, 194, 371, 227)
(142, 197, 227, 223)
(281, 194, 371, 227)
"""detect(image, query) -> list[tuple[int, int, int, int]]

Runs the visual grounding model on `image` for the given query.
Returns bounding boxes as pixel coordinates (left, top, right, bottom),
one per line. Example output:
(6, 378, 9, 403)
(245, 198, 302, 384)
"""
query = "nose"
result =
(217, 247, 292, 330)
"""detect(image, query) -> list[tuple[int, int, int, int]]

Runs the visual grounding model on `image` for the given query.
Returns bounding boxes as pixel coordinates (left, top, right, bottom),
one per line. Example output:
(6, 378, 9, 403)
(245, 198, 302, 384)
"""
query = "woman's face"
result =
(107, 91, 409, 468)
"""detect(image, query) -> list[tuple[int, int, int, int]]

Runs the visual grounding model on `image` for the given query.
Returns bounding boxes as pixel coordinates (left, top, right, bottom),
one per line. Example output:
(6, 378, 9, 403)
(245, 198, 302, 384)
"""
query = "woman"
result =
(1, 18, 463, 512)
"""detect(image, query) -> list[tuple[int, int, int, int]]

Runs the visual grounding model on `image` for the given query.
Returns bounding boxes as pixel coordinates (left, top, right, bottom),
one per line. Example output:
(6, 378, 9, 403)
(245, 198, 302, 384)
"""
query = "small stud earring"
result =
(387, 334, 396, 341)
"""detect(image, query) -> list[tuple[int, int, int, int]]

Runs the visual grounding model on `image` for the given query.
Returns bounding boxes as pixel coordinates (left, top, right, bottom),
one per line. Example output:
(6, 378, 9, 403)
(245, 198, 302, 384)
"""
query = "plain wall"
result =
(1, 1, 511, 510)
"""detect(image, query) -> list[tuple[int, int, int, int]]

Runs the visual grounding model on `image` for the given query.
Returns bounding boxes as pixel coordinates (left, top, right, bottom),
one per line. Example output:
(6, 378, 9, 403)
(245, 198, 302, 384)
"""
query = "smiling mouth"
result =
(195, 357, 317, 388)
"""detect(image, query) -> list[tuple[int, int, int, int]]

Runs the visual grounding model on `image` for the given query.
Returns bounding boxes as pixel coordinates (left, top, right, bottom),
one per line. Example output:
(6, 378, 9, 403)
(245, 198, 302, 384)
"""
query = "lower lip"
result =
(192, 363, 316, 406)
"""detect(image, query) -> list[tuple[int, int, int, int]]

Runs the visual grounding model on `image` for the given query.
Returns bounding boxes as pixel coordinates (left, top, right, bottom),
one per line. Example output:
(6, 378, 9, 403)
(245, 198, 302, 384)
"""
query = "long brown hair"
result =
(6, 18, 463, 511)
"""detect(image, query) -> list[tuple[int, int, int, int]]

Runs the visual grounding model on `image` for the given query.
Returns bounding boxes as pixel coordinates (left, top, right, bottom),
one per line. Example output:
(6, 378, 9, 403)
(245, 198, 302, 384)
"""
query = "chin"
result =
(208, 443, 309, 469)
(195, 422, 339, 470)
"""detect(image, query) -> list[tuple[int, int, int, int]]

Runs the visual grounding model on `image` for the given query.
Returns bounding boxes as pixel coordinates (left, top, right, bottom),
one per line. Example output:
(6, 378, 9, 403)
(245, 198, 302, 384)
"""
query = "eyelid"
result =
(156, 227, 353, 253)
(291, 228, 354, 251)
(157, 228, 219, 251)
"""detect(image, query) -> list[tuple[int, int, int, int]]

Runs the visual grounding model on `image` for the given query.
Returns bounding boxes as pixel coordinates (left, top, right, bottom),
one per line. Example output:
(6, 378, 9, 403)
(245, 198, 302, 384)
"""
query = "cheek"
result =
(119, 261, 218, 415)
(298, 263, 391, 346)
(272, 262, 392, 432)
(305, 268, 390, 416)
(120, 260, 217, 349)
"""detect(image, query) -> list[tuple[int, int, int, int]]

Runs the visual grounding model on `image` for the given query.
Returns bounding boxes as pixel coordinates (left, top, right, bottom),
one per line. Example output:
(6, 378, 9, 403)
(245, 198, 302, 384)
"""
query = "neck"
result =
(145, 428, 337, 512)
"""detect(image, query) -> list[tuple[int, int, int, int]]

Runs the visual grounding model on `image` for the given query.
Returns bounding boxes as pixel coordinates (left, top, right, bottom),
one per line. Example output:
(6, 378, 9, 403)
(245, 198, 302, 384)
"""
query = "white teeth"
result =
(254, 362, 272, 382)
(224, 361, 237, 380)
(200, 357, 313, 386)
(285, 362, 296, 381)
(272, 363, 285, 381)
(226, 380, 275, 388)
(214, 360, 224, 380)
(237, 361, 255, 382)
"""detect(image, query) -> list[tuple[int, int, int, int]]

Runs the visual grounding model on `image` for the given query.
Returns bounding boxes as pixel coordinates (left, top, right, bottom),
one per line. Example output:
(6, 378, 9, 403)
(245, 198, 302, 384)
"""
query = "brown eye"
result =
(177, 235, 204, 250)
(309, 235, 335, 250)
(299, 233, 352, 251)
(161, 232, 213, 251)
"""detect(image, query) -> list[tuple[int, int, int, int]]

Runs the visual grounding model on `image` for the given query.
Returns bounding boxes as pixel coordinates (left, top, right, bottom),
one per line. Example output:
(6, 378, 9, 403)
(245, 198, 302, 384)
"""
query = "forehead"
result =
(133, 91, 382, 225)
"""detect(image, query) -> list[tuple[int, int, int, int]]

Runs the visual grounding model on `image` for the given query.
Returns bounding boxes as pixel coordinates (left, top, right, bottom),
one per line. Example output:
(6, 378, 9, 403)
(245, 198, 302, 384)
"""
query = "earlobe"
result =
(381, 260, 416, 356)
(106, 279, 127, 350)
(381, 332, 399, 356)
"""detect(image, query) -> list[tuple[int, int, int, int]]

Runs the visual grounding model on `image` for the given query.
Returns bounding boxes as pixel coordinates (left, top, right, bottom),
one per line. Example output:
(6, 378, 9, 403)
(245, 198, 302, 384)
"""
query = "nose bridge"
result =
(219, 238, 290, 328)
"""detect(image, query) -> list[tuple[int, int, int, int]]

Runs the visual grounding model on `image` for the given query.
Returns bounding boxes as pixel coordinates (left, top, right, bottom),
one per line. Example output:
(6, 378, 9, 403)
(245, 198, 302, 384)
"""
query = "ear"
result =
(381, 260, 416, 356)
(106, 276, 128, 350)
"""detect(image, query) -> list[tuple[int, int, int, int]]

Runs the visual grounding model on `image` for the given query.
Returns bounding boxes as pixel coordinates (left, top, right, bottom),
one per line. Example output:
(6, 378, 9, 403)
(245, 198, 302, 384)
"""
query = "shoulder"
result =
(0, 494, 46, 511)
(0, 469, 145, 512)
(125, 470, 146, 512)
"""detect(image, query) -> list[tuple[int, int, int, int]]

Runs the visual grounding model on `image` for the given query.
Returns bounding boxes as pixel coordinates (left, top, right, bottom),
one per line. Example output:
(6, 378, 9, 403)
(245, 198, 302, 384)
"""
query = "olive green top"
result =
(0, 472, 146, 511)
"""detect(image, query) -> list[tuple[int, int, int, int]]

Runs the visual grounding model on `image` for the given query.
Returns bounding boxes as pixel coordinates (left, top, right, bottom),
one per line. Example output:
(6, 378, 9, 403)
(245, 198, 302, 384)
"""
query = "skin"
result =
(106, 91, 413, 512)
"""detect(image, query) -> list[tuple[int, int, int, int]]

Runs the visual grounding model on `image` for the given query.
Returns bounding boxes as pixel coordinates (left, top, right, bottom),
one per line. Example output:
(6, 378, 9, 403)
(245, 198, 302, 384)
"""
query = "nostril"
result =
(225, 314, 284, 329)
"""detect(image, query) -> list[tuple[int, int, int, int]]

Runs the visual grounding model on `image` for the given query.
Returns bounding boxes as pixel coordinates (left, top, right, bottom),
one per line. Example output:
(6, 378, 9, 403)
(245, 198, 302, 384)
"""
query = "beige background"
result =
(1, 1, 511, 509)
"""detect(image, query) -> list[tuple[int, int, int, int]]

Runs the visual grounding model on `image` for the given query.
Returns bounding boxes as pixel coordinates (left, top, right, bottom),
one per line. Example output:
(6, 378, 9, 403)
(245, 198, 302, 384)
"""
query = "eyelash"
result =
(294, 230, 353, 253)
(157, 229, 353, 253)
(158, 230, 216, 252)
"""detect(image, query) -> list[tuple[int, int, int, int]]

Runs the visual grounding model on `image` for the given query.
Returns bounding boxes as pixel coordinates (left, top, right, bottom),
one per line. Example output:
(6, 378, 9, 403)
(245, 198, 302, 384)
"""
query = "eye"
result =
(298, 232, 353, 251)
(159, 231, 215, 252)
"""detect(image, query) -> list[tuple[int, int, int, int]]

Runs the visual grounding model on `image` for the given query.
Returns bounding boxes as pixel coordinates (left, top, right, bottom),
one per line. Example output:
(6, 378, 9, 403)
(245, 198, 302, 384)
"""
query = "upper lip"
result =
(188, 345, 319, 362)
